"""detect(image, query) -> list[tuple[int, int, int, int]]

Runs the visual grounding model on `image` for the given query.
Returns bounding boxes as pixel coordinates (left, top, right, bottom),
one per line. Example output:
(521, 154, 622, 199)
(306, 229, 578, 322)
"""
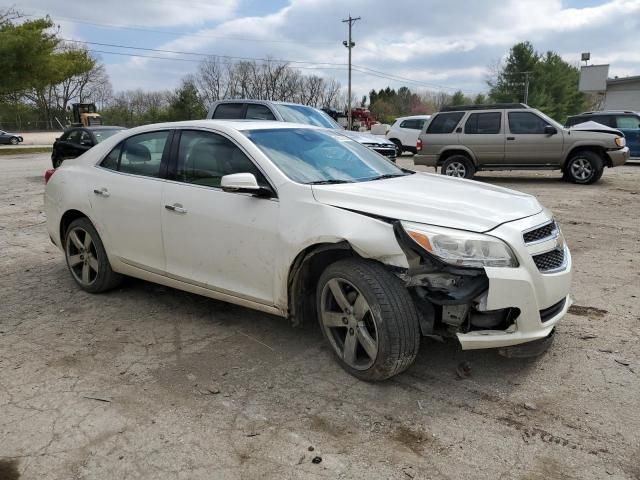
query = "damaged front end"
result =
(392, 221, 519, 341)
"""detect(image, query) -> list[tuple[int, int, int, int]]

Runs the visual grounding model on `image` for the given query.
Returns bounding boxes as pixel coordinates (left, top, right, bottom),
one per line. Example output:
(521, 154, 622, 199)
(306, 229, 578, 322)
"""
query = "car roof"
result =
(122, 119, 323, 134)
(397, 115, 431, 120)
(212, 99, 321, 109)
(572, 111, 638, 115)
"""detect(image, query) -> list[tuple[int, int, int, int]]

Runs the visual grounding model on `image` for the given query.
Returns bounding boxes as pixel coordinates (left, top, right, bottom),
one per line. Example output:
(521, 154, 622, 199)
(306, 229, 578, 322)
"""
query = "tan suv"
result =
(414, 104, 629, 184)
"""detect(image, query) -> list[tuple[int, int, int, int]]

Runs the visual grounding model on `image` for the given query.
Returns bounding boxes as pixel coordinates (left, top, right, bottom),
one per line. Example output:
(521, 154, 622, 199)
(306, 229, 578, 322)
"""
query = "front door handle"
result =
(507, 137, 515, 141)
(165, 203, 187, 214)
(93, 188, 110, 197)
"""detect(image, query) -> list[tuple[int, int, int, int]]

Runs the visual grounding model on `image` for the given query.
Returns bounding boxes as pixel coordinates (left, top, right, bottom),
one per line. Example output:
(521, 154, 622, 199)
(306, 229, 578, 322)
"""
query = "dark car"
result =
(566, 111, 640, 158)
(0, 130, 24, 145)
(52, 126, 125, 167)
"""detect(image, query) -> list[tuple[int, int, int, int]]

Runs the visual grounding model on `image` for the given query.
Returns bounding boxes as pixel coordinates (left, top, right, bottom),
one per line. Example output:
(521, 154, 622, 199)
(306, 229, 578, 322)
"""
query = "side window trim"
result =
(170, 127, 278, 197)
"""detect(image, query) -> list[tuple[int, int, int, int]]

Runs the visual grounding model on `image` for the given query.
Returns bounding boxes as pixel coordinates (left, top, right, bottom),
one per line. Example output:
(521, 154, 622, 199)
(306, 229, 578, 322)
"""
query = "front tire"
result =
(316, 258, 421, 381)
(441, 155, 475, 179)
(563, 151, 604, 184)
(64, 217, 122, 293)
(389, 139, 403, 157)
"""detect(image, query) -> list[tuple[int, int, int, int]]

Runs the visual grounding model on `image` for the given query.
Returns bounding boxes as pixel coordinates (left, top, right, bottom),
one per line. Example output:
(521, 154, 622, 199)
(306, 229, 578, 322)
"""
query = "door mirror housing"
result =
(544, 125, 557, 135)
(221, 173, 273, 197)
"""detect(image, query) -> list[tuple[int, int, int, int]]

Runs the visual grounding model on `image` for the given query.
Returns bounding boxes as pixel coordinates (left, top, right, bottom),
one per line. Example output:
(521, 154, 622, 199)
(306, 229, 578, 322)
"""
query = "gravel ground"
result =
(1, 153, 639, 480)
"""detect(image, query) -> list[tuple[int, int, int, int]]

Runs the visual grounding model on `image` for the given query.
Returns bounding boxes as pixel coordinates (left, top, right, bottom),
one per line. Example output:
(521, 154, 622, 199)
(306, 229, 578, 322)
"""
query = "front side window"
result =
(426, 112, 465, 134)
(616, 115, 640, 129)
(245, 127, 407, 184)
(589, 115, 615, 128)
(80, 131, 92, 145)
(101, 131, 169, 178)
(508, 112, 548, 134)
(246, 104, 276, 120)
(67, 130, 82, 144)
(465, 112, 501, 134)
(213, 103, 245, 119)
(175, 130, 267, 188)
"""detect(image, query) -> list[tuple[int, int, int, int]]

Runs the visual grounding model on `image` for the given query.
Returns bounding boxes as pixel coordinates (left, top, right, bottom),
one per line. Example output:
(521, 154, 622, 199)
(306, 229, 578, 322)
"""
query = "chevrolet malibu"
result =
(45, 120, 572, 381)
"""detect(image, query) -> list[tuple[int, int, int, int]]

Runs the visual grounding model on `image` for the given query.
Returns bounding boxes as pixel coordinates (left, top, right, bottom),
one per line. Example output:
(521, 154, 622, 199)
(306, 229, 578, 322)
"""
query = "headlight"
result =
(402, 221, 518, 268)
(615, 136, 626, 147)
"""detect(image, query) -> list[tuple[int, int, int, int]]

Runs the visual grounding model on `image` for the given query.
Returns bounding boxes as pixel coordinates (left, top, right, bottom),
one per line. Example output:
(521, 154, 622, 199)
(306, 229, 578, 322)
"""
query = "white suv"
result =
(386, 115, 431, 155)
(45, 120, 571, 381)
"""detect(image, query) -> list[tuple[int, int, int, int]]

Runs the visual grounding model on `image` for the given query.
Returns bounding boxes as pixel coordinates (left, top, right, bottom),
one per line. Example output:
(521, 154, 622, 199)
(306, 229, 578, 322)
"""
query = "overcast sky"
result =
(14, 0, 640, 98)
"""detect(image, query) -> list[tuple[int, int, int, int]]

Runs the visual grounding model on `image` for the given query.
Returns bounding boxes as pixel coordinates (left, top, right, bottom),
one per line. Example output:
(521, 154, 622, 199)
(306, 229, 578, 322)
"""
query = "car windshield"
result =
(274, 104, 342, 129)
(93, 129, 122, 143)
(245, 127, 408, 184)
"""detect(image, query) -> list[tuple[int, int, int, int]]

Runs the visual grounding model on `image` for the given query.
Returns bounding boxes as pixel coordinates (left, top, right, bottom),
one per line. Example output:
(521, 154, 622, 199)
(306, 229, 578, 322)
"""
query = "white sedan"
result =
(45, 120, 572, 381)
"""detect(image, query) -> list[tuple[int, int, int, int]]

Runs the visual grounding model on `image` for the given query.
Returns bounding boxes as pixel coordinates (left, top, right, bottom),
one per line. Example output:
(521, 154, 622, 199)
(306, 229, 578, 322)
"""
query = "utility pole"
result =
(523, 71, 530, 105)
(342, 15, 360, 130)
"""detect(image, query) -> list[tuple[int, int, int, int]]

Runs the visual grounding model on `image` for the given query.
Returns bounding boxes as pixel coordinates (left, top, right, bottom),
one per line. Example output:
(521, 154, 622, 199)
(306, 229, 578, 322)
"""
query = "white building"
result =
(603, 75, 640, 111)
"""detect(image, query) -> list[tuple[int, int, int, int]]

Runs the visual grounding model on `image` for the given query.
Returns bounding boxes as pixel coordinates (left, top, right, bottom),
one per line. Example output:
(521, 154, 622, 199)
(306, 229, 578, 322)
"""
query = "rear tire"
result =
(389, 138, 403, 157)
(52, 156, 62, 168)
(316, 258, 421, 381)
(10, 137, 18, 145)
(64, 217, 122, 293)
(563, 151, 604, 184)
(441, 155, 475, 179)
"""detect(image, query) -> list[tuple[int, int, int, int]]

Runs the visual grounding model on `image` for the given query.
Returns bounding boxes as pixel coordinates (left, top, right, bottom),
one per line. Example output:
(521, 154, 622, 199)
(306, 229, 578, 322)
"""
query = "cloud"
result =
(19, 0, 640, 96)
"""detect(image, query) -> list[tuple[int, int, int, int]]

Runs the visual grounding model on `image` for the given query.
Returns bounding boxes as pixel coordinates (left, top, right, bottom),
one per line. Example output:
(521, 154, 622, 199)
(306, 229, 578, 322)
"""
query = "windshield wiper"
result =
(306, 179, 352, 185)
(366, 173, 408, 181)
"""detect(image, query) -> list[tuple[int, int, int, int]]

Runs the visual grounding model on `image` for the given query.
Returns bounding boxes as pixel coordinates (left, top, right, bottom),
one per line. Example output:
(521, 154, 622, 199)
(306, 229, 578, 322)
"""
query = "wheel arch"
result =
(438, 148, 477, 166)
(287, 241, 360, 327)
(564, 145, 609, 169)
(59, 209, 91, 249)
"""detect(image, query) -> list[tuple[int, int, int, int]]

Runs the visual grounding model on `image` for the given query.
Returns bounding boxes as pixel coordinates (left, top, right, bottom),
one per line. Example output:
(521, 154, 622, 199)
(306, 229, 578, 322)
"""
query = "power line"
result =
(63, 38, 348, 67)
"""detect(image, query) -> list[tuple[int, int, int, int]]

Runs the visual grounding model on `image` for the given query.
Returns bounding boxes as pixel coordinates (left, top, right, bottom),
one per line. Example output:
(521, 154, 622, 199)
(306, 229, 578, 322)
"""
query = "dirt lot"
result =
(1, 152, 639, 479)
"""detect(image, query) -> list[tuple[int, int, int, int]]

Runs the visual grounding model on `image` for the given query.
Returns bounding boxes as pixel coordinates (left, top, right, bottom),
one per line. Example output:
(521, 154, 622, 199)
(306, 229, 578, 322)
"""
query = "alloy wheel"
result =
(570, 158, 593, 182)
(445, 161, 467, 177)
(66, 227, 99, 286)
(320, 278, 378, 370)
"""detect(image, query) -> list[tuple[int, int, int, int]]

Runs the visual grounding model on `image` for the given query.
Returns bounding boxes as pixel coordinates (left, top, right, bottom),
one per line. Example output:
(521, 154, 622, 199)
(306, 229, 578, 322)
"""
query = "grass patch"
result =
(0, 147, 52, 156)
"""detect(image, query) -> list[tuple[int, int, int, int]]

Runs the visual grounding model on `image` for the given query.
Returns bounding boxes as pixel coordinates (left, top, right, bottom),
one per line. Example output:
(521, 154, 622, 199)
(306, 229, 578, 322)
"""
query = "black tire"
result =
(64, 217, 122, 293)
(563, 150, 604, 184)
(316, 258, 421, 381)
(52, 155, 62, 168)
(389, 138, 403, 157)
(10, 137, 19, 145)
(441, 155, 475, 179)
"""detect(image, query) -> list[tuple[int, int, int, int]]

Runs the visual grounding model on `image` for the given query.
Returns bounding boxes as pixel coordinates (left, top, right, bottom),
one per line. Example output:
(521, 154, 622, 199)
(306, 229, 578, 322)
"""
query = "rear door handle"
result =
(93, 188, 110, 197)
(507, 137, 515, 141)
(165, 203, 187, 214)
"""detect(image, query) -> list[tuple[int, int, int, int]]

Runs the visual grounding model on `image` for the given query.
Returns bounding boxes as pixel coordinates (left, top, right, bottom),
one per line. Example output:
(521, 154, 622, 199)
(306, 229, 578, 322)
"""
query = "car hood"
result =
(567, 121, 623, 136)
(311, 172, 542, 233)
(338, 129, 395, 146)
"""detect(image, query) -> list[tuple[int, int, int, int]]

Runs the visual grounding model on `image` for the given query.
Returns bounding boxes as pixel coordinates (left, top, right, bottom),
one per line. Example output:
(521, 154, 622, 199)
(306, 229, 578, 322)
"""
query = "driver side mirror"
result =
(544, 125, 557, 135)
(221, 173, 273, 197)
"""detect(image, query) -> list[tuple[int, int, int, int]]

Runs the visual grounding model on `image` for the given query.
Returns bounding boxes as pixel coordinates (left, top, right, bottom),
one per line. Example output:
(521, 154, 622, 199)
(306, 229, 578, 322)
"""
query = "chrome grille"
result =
(523, 221, 558, 244)
(532, 248, 565, 272)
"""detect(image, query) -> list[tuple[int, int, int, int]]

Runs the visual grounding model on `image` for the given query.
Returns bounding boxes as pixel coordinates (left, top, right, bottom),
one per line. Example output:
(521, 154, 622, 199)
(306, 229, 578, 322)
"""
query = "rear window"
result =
(426, 112, 464, 134)
(212, 103, 245, 119)
(464, 112, 501, 134)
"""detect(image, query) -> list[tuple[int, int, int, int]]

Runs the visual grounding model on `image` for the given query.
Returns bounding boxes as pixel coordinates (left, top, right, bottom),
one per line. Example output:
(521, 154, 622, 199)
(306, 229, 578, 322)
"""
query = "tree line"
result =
(2, 8, 588, 131)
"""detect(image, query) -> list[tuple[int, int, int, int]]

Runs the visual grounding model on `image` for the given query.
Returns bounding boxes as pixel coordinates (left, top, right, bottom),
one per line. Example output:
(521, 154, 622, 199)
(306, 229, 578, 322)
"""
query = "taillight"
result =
(44, 168, 56, 184)
(416, 138, 423, 152)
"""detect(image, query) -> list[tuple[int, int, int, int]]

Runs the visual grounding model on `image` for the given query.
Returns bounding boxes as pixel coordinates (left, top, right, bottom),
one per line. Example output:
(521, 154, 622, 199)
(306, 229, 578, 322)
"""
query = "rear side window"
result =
(615, 115, 640, 129)
(246, 104, 276, 120)
(426, 112, 465, 134)
(400, 119, 425, 130)
(508, 112, 548, 134)
(465, 112, 501, 134)
(100, 131, 169, 178)
(212, 103, 245, 119)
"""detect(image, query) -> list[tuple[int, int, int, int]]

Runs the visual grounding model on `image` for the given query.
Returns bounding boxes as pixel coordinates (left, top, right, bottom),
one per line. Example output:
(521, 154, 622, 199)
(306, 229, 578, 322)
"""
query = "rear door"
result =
(421, 112, 465, 157)
(614, 114, 640, 157)
(459, 111, 504, 165)
(87, 130, 172, 272)
(505, 111, 563, 165)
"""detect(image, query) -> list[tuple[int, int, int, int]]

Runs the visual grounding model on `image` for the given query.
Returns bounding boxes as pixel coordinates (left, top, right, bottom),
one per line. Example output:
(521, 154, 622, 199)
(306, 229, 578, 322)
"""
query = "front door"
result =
(161, 129, 280, 306)
(87, 130, 171, 272)
(505, 111, 564, 165)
